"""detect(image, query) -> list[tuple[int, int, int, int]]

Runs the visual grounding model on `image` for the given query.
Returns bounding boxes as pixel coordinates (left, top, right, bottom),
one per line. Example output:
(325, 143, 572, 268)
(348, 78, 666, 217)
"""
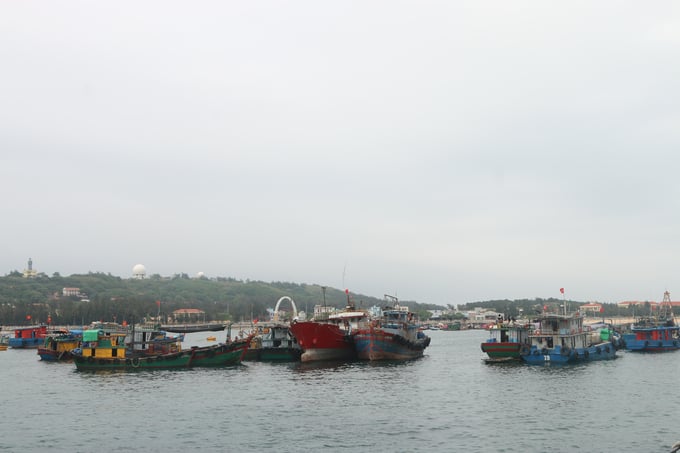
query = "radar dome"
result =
(132, 264, 147, 279)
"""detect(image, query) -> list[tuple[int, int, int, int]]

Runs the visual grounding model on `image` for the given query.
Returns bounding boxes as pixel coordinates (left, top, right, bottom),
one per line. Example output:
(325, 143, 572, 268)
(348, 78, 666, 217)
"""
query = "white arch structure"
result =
(273, 296, 298, 322)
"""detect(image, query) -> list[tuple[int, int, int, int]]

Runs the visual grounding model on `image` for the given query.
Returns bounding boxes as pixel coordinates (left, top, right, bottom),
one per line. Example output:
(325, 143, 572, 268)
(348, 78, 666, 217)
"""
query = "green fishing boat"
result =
(243, 325, 301, 362)
(72, 328, 252, 371)
(72, 329, 192, 371)
(188, 336, 252, 366)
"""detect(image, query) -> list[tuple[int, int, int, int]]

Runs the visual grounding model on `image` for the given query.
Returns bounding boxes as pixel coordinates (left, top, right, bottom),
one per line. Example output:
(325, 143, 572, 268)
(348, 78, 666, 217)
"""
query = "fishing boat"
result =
(161, 323, 227, 333)
(127, 324, 178, 352)
(289, 290, 369, 362)
(623, 291, 680, 352)
(37, 330, 82, 361)
(9, 325, 48, 349)
(244, 324, 302, 362)
(72, 329, 190, 371)
(444, 322, 461, 331)
(244, 296, 302, 361)
(0, 334, 9, 351)
(481, 317, 532, 362)
(187, 336, 253, 367)
(521, 307, 617, 365)
(72, 327, 251, 371)
(587, 322, 626, 350)
(353, 295, 431, 361)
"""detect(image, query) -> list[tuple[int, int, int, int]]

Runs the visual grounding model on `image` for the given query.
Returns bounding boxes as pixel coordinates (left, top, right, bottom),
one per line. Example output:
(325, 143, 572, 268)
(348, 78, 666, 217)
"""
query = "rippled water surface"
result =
(2, 330, 679, 452)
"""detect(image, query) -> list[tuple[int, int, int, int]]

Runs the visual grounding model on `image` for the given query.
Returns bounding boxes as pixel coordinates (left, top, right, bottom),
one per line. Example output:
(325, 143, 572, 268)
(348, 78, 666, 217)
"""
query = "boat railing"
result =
(531, 328, 586, 336)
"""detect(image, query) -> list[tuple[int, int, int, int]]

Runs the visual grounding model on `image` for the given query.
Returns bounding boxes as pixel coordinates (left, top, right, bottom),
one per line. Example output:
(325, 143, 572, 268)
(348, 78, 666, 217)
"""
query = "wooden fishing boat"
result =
(160, 323, 227, 333)
(481, 319, 532, 362)
(0, 334, 9, 351)
(72, 328, 252, 371)
(37, 330, 82, 361)
(354, 296, 431, 361)
(242, 296, 301, 361)
(72, 329, 192, 371)
(187, 336, 253, 367)
(243, 324, 302, 362)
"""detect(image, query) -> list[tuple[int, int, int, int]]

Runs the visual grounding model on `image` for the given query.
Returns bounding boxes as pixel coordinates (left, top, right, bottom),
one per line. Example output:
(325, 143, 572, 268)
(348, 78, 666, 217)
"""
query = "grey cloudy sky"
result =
(2, 1, 679, 306)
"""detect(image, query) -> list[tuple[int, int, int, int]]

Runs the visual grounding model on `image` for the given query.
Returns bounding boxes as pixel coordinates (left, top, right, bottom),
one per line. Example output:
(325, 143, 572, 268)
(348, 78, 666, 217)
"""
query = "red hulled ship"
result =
(289, 290, 369, 362)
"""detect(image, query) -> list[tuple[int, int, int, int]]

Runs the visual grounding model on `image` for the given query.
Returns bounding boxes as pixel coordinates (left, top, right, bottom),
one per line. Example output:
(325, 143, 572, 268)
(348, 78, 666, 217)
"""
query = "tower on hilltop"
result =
(23, 257, 37, 278)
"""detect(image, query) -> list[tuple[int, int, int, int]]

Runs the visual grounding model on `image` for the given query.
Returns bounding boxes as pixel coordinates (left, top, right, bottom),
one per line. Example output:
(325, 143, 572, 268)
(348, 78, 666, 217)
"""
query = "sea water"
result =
(1, 330, 678, 452)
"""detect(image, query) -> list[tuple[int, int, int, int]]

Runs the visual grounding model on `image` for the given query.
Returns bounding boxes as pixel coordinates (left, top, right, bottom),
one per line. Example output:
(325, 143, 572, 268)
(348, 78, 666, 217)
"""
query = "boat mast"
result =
(661, 290, 674, 323)
(384, 294, 398, 309)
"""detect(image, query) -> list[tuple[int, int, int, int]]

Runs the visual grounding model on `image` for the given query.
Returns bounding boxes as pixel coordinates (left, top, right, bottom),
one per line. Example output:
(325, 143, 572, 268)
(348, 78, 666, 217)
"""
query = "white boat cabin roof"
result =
(329, 311, 367, 320)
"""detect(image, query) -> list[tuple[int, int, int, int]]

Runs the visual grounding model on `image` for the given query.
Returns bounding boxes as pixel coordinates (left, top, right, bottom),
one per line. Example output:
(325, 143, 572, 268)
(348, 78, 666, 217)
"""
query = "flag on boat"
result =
(560, 288, 565, 294)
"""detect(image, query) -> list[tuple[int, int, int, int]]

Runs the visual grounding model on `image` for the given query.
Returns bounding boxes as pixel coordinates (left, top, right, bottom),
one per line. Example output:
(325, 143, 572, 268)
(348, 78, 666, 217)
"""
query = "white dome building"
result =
(132, 264, 147, 279)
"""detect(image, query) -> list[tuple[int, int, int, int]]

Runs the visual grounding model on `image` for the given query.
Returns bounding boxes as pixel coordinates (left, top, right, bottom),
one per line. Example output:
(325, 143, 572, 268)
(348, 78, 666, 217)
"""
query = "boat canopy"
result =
(329, 311, 367, 320)
(83, 330, 102, 342)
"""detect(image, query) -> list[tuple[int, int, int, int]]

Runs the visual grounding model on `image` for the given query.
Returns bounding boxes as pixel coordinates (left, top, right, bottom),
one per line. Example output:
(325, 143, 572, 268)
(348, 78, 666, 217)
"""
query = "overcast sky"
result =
(2, 2, 679, 306)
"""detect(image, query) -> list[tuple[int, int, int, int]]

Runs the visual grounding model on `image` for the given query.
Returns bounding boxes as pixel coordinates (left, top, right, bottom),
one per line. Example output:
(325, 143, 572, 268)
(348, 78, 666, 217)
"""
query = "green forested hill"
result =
(0, 272, 442, 326)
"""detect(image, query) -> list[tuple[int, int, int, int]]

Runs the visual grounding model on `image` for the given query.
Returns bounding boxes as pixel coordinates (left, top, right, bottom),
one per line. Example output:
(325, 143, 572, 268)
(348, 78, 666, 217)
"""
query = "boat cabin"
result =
(630, 323, 680, 343)
(42, 331, 81, 353)
(81, 330, 127, 359)
(127, 328, 180, 354)
(14, 325, 47, 340)
(486, 323, 531, 344)
(328, 311, 369, 333)
(530, 313, 589, 350)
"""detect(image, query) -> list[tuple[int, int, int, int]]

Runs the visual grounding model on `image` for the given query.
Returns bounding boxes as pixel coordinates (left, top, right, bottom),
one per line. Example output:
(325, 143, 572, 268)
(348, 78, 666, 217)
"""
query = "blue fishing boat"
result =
(354, 295, 431, 361)
(521, 308, 617, 365)
(623, 291, 680, 352)
(9, 325, 48, 349)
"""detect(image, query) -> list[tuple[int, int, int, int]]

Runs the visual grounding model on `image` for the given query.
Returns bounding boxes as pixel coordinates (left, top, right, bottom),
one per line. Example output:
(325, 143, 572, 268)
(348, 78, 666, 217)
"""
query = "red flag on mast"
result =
(560, 288, 565, 294)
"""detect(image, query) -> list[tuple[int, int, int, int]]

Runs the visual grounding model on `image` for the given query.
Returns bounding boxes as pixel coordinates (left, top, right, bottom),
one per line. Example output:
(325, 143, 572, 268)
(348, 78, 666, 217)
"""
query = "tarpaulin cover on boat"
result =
(83, 330, 102, 342)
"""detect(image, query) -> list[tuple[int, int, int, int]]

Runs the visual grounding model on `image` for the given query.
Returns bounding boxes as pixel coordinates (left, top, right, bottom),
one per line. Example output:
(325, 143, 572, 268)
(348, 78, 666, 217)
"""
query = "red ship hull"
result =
(289, 321, 356, 362)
